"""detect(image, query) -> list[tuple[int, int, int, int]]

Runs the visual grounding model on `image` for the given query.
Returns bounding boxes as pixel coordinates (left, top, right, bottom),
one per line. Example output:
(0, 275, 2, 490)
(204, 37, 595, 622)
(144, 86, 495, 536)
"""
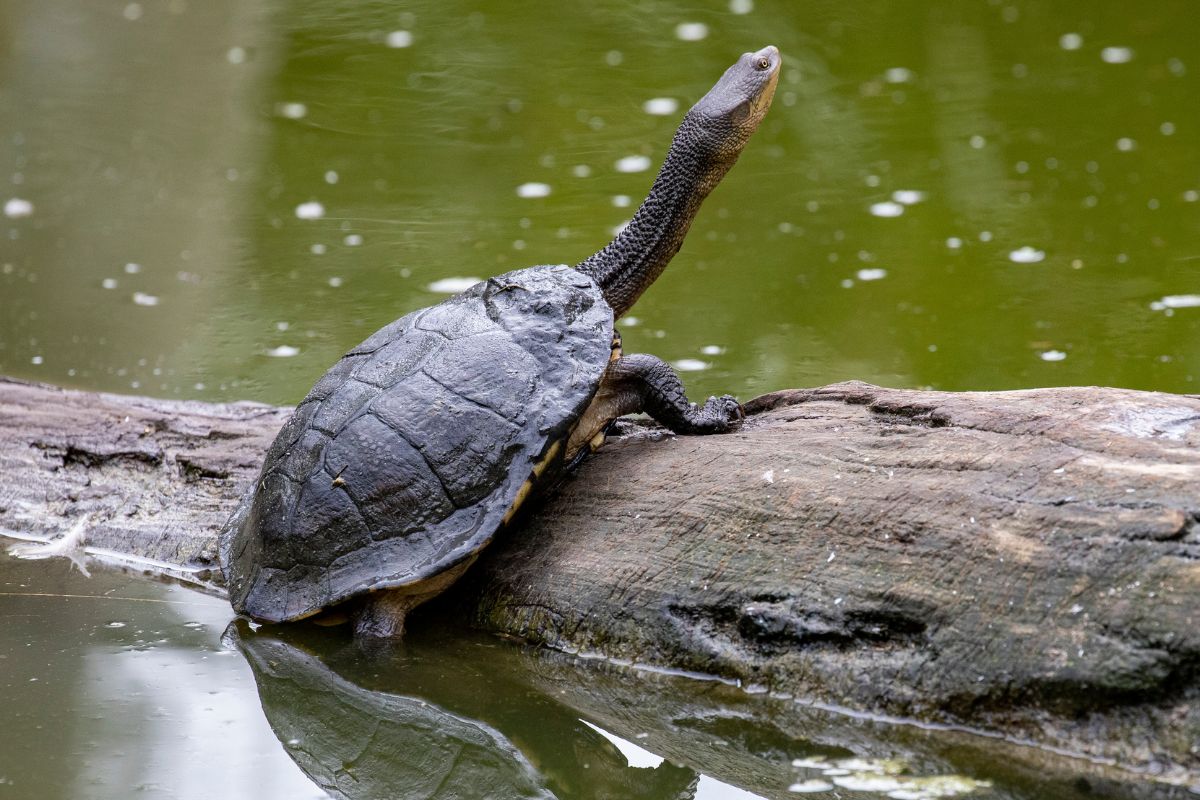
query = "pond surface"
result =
(1, 0, 1198, 797)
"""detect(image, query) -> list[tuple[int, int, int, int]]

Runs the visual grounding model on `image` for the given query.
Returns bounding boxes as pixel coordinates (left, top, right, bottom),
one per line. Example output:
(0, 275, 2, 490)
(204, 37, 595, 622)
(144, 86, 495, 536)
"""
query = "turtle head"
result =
(685, 45, 780, 164)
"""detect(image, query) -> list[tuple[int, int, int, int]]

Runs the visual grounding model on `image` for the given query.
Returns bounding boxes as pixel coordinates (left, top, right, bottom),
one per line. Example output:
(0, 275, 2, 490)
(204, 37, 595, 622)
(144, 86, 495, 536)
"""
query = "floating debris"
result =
(1059, 32, 1083, 51)
(884, 67, 913, 83)
(674, 22, 708, 42)
(1040, 350, 1067, 362)
(427, 277, 481, 294)
(869, 201, 904, 218)
(787, 780, 833, 793)
(892, 189, 925, 205)
(386, 30, 413, 48)
(295, 201, 325, 220)
(1008, 246, 1045, 264)
(265, 345, 300, 358)
(516, 182, 551, 199)
(1150, 294, 1200, 311)
(612, 194, 632, 208)
(730, 0, 754, 13)
(1116, 137, 1136, 152)
(344, 234, 363, 246)
(1101, 46, 1134, 64)
(132, 292, 160, 306)
(673, 358, 708, 372)
(328, 276, 343, 287)
(3, 198, 33, 218)
(946, 237, 963, 249)
(101, 278, 118, 289)
(700, 345, 725, 355)
(856, 268, 887, 281)
(642, 97, 679, 116)
(615, 155, 652, 173)
(276, 102, 307, 119)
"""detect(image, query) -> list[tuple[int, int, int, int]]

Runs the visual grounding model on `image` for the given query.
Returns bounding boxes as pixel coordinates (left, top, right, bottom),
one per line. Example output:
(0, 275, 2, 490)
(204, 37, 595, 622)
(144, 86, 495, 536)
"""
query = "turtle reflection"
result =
(230, 622, 698, 800)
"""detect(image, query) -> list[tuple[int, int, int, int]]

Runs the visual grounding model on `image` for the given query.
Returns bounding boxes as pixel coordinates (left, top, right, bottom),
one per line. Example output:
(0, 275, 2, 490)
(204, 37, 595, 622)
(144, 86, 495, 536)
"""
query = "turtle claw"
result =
(699, 394, 744, 432)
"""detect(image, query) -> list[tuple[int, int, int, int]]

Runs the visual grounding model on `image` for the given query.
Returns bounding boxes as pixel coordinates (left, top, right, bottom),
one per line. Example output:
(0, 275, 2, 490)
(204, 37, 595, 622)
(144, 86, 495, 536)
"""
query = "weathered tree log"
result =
(1, 376, 1197, 787)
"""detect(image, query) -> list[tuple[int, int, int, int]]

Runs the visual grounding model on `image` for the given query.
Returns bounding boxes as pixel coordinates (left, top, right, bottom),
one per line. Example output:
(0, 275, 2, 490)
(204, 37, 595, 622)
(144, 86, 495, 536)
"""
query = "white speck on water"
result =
(277, 102, 307, 119)
(570, 164, 592, 179)
(763, 470, 775, 483)
(324, 170, 338, 184)
(869, 201, 904, 218)
(946, 237, 963, 249)
(328, 276, 343, 287)
(856, 268, 887, 281)
(1116, 137, 1136, 152)
(605, 50, 623, 67)
(226, 46, 246, 65)
(840, 278, 855, 288)
(979, 230, 993, 242)
(623, 316, 640, 326)
(1160, 121, 1176, 136)
(884, 67, 913, 83)
(310, 244, 326, 255)
(30, 355, 43, 365)
(729, 0, 754, 13)
(106, 621, 126, 628)
(615, 155, 652, 173)
(428, 276, 480, 294)
(4, 198, 33, 218)
(612, 194, 632, 208)
(344, 234, 363, 246)
(101, 278, 118, 289)
(132, 292, 159, 307)
(385, 30, 413, 48)
(892, 189, 926, 205)
(516, 182, 551, 198)
(674, 22, 708, 42)
(788, 780, 834, 793)
(673, 358, 708, 372)
(295, 201, 324, 220)
(1059, 32, 1083, 50)
(275, 321, 289, 331)
(1008, 246, 1046, 264)
(1183, 190, 1198, 202)
(969, 134, 986, 149)
(266, 345, 300, 358)
(1150, 294, 1200, 311)
(642, 97, 679, 116)
(700, 345, 724, 355)
(1069, 603, 1084, 615)
(123, 3, 142, 20)
(1040, 350, 1067, 362)
(124, 262, 141, 274)
(1101, 46, 1134, 64)
(865, 175, 881, 187)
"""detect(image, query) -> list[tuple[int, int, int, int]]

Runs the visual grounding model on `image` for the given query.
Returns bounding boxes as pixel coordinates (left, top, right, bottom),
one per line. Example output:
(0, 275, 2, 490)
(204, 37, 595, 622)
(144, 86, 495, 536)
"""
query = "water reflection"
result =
(229, 622, 1169, 800)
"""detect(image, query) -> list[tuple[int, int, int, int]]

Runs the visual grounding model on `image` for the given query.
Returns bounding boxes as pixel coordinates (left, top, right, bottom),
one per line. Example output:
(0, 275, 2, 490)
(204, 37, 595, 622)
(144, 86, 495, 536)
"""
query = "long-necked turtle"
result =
(220, 45, 781, 638)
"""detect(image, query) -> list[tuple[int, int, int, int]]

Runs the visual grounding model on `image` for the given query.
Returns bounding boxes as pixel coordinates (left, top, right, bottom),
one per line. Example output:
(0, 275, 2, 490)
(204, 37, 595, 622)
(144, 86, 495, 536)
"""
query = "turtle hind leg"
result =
(353, 590, 417, 639)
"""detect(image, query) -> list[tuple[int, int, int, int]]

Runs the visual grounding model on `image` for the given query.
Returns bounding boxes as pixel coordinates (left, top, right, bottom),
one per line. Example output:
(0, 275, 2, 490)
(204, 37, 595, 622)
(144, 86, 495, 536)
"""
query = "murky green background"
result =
(2, 0, 1198, 797)
(2, 0, 1198, 405)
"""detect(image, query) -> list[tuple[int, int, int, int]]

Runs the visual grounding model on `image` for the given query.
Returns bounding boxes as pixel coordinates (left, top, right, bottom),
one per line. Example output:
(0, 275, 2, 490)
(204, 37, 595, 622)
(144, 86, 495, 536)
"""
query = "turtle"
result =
(220, 45, 781, 638)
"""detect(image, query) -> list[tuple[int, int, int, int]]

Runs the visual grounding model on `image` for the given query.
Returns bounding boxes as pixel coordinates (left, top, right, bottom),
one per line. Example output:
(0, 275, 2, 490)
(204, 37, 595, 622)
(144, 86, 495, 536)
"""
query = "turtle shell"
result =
(220, 265, 614, 623)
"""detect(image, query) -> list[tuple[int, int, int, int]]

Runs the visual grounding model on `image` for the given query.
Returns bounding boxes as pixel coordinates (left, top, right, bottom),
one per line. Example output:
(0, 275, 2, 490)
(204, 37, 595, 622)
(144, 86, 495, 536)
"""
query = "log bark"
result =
(1, 376, 1197, 787)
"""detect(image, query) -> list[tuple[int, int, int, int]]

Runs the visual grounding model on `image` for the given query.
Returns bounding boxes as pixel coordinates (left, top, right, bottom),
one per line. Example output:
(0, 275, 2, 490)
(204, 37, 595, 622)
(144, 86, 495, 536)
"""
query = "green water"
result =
(2, 1, 1198, 797)
(2, 0, 1198, 405)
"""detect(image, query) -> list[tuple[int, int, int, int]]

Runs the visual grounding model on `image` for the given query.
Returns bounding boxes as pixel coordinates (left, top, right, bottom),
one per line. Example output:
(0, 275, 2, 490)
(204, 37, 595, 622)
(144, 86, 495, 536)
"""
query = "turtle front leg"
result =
(567, 354, 743, 459)
(610, 353, 744, 434)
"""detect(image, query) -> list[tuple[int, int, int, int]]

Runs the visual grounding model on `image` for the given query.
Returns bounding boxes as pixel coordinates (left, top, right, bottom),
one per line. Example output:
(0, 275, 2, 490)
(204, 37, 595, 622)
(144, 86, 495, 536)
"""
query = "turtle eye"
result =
(755, 56, 771, 70)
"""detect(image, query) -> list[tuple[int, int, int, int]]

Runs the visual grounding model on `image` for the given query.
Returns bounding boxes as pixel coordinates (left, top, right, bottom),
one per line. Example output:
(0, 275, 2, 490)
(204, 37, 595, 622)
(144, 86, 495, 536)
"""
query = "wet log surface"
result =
(1, 375, 1197, 787)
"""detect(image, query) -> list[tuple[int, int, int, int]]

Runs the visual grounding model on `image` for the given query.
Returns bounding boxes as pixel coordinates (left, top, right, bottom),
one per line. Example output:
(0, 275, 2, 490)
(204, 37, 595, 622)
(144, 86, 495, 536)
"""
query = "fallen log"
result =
(1, 375, 1197, 786)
